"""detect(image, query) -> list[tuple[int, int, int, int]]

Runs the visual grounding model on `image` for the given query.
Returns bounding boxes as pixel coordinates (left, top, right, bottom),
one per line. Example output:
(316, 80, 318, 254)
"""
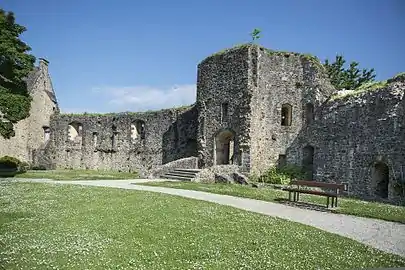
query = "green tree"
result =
(323, 55, 376, 90)
(250, 28, 261, 43)
(0, 9, 35, 139)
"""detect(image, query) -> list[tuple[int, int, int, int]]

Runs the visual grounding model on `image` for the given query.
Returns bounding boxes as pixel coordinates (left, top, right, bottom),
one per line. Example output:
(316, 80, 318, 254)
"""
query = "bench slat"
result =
(283, 180, 343, 208)
(283, 188, 337, 197)
(290, 180, 344, 190)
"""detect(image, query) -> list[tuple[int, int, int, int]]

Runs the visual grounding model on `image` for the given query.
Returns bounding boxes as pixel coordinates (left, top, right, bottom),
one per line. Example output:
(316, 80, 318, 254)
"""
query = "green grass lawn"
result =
(140, 181, 405, 224)
(0, 182, 404, 270)
(13, 169, 139, 180)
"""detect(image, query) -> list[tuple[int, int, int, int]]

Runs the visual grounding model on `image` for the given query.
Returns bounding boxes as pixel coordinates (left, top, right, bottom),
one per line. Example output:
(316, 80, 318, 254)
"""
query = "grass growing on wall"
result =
(201, 43, 325, 72)
(60, 104, 194, 118)
(329, 80, 389, 101)
(1, 181, 404, 269)
(388, 72, 405, 82)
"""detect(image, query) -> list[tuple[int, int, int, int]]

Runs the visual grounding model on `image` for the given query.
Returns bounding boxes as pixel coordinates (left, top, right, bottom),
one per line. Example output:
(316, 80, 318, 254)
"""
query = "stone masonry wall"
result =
(0, 59, 58, 162)
(41, 106, 198, 176)
(196, 45, 253, 170)
(0, 112, 29, 161)
(2, 43, 403, 205)
(249, 47, 335, 174)
(286, 77, 405, 203)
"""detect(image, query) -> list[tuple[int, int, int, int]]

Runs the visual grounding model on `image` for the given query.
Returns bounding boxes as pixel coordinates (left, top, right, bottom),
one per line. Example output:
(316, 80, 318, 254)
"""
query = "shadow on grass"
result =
(274, 198, 334, 213)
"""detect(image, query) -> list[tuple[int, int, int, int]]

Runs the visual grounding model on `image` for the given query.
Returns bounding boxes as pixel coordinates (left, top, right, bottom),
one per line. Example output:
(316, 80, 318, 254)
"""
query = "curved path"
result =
(14, 178, 405, 258)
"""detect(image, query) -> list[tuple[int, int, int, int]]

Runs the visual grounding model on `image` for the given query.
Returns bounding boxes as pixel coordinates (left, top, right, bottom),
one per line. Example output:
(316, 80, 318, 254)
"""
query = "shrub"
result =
(258, 164, 306, 185)
(0, 156, 30, 175)
(393, 182, 405, 197)
(248, 173, 260, 183)
(19, 161, 30, 173)
(0, 156, 21, 169)
(31, 165, 47, 170)
(278, 164, 307, 180)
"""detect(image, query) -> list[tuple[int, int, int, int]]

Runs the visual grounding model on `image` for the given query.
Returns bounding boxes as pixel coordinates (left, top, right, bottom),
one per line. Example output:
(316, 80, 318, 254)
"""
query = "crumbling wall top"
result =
(199, 43, 327, 73)
(327, 73, 405, 106)
(58, 104, 194, 120)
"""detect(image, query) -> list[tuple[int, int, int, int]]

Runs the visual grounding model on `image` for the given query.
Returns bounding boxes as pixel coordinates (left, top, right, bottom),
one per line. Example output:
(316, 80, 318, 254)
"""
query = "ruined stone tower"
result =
(196, 44, 334, 174)
(0, 58, 59, 161)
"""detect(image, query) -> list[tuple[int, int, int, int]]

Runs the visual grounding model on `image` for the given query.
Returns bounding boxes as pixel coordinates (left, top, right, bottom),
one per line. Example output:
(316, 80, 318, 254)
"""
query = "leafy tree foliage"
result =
(250, 28, 261, 43)
(0, 9, 35, 138)
(323, 55, 376, 90)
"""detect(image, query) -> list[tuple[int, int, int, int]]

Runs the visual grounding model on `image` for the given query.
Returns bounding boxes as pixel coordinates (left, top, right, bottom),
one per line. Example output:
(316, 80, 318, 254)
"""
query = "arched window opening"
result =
(305, 103, 314, 124)
(215, 129, 235, 165)
(43, 126, 51, 143)
(131, 120, 145, 142)
(372, 162, 389, 199)
(302, 145, 314, 180)
(92, 132, 98, 148)
(68, 122, 82, 142)
(281, 104, 292, 126)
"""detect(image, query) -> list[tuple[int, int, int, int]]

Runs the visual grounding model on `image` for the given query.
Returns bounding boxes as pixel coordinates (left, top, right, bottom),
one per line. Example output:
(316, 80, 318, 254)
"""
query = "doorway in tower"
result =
(302, 145, 314, 180)
(215, 129, 236, 165)
(371, 162, 389, 199)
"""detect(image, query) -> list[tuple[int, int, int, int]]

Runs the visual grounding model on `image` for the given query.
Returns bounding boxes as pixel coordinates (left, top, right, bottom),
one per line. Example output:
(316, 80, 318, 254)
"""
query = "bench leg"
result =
(335, 197, 338, 207)
(326, 196, 329, 208)
(288, 191, 291, 201)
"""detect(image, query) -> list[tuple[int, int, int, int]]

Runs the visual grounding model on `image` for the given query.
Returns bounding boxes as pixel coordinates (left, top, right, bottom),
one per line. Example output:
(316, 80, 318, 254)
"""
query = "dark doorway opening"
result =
(302, 145, 314, 180)
(372, 162, 389, 199)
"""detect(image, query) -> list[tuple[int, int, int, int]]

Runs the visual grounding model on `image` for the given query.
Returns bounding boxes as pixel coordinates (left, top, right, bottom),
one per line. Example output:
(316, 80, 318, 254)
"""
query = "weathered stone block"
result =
(214, 173, 233, 184)
(232, 172, 249, 185)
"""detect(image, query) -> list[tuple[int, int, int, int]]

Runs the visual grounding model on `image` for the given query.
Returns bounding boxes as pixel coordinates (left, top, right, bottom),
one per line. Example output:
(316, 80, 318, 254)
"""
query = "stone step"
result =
(160, 168, 200, 181)
(172, 168, 201, 174)
(160, 174, 192, 181)
(164, 171, 197, 178)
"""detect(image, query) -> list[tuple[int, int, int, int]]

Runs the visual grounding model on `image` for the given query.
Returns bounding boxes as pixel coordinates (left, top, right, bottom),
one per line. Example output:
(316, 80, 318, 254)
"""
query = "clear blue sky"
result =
(3, 0, 405, 113)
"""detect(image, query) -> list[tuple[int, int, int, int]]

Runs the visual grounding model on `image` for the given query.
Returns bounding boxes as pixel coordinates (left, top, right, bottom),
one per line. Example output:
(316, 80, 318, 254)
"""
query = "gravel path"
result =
(14, 178, 405, 258)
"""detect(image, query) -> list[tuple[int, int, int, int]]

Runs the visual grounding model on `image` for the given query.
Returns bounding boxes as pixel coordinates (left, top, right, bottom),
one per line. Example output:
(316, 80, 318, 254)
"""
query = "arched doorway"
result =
(372, 162, 389, 199)
(215, 129, 235, 165)
(131, 120, 145, 141)
(302, 145, 314, 180)
(68, 121, 83, 143)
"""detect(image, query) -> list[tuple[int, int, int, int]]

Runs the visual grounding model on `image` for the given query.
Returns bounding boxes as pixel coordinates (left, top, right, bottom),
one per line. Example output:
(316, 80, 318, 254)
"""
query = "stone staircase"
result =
(160, 168, 201, 181)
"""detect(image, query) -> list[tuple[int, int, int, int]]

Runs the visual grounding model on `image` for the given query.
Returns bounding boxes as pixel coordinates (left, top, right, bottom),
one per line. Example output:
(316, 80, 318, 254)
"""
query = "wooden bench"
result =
(282, 180, 345, 208)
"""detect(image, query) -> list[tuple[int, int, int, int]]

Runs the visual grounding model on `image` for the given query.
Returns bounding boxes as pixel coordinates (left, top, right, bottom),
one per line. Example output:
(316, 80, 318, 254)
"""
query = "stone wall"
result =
(0, 59, 58, 162)
(39, 106, 198, 176)
(249, 48, 335, 174)
(2, 43, 404, 205)
(286, 76, 405, 203)
(196, 45, 253, 170)
(195, 44, 335, 174)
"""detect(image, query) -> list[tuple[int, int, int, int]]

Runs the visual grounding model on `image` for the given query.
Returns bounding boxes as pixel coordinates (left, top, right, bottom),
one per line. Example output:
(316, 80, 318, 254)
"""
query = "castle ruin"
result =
(1, 44, 404, 204)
